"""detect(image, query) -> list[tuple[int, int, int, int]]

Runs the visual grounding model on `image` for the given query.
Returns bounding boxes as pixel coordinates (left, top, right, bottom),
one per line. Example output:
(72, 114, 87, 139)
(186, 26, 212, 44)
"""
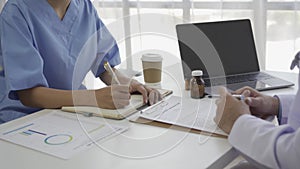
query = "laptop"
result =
(176, 19, 294, 94)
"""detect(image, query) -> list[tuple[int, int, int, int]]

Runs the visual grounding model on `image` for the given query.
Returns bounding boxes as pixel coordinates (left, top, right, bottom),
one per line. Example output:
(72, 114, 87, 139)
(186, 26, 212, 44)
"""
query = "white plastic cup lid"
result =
(192, 70, 203, 76)
(141, 53, 163, 62)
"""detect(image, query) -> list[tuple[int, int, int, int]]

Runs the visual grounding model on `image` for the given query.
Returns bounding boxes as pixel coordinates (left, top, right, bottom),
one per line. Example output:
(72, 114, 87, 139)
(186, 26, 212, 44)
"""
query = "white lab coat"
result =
(228, 70, 300, 169)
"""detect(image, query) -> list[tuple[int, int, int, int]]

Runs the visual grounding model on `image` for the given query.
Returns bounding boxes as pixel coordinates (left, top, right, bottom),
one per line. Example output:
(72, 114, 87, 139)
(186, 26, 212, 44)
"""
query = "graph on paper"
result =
(0, 110, 128, 159)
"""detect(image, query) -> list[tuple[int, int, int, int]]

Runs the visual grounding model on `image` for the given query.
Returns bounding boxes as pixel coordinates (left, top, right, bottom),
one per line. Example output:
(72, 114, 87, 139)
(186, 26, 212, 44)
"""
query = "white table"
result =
(0, 64, 298, 169)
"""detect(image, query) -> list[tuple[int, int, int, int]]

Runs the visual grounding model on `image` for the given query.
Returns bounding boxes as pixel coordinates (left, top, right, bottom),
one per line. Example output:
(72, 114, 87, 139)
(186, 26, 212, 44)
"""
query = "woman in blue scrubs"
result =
(0, 0, 161, 123)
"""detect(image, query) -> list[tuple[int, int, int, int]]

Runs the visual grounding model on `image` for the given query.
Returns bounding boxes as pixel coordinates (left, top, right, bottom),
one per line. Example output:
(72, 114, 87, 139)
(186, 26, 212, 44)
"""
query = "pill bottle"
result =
(190, 70, 205, 99)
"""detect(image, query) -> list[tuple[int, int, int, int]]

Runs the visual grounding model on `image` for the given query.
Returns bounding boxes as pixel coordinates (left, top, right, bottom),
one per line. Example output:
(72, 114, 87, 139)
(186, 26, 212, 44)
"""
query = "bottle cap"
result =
(192, 70, 203, 76)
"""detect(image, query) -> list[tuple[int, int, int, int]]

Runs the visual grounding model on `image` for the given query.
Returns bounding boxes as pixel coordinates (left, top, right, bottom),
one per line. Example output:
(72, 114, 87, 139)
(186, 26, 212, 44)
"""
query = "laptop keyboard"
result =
(204, 72, 273, 86)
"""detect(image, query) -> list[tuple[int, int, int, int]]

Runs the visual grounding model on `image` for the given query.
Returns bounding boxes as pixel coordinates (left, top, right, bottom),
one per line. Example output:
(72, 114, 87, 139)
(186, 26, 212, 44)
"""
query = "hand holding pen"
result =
(233, 87, 280, 120)
(95, 61, 130, 109)
(214, 87, 251, 133)
(103, 61, 161, 106)
(213, 86, 279, 120)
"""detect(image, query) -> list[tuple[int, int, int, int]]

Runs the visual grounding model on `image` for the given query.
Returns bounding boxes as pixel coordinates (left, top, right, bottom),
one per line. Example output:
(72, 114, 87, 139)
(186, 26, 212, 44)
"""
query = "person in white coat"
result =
(214, 52, 300, 169)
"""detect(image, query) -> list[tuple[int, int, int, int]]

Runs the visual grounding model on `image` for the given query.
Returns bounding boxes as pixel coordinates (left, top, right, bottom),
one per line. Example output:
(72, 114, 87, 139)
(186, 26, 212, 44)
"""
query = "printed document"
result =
(139, 96, 227, 136)
(0, 110, 128, 159)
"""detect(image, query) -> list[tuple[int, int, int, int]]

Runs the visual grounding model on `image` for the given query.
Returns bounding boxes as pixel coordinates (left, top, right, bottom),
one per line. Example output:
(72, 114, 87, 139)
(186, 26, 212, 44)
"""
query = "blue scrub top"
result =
(0, 0, 121, 123)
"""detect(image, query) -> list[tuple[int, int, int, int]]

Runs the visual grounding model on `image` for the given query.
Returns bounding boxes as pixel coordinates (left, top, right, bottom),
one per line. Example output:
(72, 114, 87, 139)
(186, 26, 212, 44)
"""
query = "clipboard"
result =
(130, 116, 227, 138)
(130, 95, 227, 138)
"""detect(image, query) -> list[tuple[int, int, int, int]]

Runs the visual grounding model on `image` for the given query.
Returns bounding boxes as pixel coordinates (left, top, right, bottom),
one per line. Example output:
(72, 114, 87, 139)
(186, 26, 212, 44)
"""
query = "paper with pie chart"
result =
(0, 110, 128, 159)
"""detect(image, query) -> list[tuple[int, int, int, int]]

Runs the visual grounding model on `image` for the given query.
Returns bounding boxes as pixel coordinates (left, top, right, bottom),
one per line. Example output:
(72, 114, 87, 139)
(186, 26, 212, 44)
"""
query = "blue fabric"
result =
(0, 0, 121, 123)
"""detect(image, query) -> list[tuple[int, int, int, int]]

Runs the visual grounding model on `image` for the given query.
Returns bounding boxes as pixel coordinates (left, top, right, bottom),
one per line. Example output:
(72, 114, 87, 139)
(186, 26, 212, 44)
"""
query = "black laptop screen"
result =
(176, 19, 260, 79)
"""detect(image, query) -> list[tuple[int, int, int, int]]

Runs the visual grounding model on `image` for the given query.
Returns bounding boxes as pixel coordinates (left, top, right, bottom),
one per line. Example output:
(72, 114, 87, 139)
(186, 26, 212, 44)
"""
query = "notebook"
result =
(176, 19, 294, 94)
(61, 88, 173, 120)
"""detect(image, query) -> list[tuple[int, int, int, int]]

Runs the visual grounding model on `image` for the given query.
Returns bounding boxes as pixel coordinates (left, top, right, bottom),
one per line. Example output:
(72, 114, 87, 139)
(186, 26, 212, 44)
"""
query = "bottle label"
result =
(191, 84, 205, 99)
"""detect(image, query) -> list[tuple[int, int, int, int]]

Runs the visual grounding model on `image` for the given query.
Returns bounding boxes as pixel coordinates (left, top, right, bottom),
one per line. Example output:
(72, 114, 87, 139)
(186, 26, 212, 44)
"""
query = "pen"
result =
(208, 94, 245, 101)
(104, 61, 121, 85)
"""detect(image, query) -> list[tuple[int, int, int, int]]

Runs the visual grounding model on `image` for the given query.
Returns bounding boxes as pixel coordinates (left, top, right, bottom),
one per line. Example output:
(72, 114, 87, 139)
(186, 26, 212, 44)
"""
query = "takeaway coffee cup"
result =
(141, 53, 163, 85)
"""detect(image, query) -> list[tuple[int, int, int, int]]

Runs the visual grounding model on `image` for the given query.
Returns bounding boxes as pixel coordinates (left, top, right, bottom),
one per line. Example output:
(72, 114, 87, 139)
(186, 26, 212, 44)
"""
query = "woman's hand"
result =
(129, 80, 162, 105)
(95, 85, 131, 109)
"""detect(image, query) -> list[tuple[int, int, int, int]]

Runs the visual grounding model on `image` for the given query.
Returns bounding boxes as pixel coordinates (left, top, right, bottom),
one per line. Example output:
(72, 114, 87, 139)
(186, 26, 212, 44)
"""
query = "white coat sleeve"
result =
(276, 95, 295, 124)
(229, 114, 300, 169)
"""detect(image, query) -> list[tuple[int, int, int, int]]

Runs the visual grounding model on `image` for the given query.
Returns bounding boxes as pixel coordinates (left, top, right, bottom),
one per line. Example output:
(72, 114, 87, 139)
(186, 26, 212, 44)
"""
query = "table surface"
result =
(0, 64, 298, 169)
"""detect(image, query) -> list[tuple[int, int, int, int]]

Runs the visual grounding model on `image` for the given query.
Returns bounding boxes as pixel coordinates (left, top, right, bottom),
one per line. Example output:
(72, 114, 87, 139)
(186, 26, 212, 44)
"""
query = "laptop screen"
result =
(176, 19, 260, 79)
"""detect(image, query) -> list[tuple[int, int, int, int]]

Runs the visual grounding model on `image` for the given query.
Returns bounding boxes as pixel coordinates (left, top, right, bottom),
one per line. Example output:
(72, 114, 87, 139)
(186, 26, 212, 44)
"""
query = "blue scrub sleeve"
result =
(91, 14, 121, 77)
(1, 7, 48, 100)
(92, 44, 121, 77)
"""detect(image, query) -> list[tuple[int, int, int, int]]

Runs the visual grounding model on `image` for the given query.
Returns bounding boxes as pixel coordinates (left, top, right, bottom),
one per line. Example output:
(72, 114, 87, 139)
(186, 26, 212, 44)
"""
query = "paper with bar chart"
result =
(0, 110, 128, 159)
